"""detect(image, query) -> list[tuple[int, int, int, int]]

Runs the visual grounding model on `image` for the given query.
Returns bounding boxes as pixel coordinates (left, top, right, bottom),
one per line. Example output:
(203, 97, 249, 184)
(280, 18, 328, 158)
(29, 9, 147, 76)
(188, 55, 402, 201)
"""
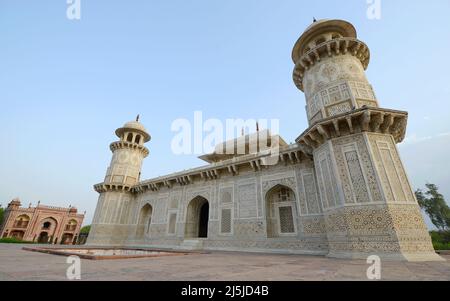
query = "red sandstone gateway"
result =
(0, 199, 85, 245)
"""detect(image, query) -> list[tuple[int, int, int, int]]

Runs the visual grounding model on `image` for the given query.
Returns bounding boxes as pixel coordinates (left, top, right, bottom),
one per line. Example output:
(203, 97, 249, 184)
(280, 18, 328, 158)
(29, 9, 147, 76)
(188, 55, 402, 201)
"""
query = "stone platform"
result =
(0, 244, 449, 281)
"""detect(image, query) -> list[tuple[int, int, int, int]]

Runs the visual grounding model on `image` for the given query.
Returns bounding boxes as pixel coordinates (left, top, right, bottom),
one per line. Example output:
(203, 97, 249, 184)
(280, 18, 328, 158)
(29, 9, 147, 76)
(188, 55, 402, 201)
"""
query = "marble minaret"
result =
(88, 117, 151, 245)
(293, 19, 442, 261)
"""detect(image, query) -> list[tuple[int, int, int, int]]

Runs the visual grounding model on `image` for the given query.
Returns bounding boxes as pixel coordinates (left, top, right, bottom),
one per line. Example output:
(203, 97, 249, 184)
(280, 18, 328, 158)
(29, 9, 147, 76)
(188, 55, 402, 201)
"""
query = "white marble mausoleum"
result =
(87, 19, 442, 262)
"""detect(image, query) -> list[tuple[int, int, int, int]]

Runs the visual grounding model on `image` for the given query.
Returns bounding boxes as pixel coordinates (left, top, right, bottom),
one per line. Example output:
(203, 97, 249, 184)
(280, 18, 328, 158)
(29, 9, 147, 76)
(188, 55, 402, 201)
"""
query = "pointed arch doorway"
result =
(265, 185, 298, 238)
(185, 196, 209, 238)
(136, 204, 153, 239)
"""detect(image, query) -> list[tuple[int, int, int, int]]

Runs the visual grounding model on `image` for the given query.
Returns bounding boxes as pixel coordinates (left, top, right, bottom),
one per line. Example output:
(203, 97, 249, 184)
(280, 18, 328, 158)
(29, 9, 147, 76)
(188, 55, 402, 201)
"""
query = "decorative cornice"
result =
(3, 206, 84, 216)
(130, 145, 312, 194)
(109, 141, 150, 157)
(293, 38, 370, 91)
(296, 107, 408, 151)
(93, 183, 134, 193)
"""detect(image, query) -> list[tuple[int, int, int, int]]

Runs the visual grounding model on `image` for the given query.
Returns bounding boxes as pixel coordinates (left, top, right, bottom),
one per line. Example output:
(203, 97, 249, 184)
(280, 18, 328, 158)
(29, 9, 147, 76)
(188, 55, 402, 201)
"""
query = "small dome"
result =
(69, 207, 78, 213)
(122, 121, 148, 133)
(115, 119, 151, 142)
(292, 19, 357, 63)
(8, 198, 21, 207)
(303, 18, 332, 32)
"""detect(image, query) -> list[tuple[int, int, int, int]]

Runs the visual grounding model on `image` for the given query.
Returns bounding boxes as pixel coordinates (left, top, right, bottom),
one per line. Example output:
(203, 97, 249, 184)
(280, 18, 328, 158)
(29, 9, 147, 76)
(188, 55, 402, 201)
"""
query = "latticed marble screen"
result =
(344, 149, 370, 203)
(221, 208, 232, 234)
(278, 206, 295, 234)
(221, 191, 232, 204)
(275, 187, 293, 203)
(168, 213, 177, 234)
(266, 185, 297, 237)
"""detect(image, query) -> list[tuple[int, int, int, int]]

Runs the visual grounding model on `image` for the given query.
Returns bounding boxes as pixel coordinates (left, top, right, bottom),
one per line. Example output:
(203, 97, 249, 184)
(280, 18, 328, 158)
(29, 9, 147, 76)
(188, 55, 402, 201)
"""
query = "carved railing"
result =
(13, 221, 29, 229)
(296, 107, 408, 151)
(293, 37, 370, 91)
(65, 225, 77, 232)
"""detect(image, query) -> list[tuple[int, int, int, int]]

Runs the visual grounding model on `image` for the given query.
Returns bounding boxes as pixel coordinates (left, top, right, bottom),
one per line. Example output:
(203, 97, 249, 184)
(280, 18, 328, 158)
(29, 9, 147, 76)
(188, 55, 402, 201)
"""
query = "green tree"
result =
(415, 184, 450, 231)
(0, 205, 4, 226)
(80, 225, 91, 234)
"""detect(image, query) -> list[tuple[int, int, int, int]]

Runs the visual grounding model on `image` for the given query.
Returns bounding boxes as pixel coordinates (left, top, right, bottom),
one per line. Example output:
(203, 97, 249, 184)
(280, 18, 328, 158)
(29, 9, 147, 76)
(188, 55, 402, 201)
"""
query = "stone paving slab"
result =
(0, 244, 448, 281)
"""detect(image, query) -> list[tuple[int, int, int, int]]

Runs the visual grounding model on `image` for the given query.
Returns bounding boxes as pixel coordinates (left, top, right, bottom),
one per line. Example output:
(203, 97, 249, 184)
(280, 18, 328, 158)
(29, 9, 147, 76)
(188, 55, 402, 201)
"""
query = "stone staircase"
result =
(180, 239, 204, 251)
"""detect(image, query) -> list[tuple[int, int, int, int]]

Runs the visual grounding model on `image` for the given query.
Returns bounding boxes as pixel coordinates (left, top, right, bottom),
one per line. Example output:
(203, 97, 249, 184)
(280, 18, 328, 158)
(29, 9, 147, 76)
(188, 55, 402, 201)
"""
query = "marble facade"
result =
(87, 19, 442, 261)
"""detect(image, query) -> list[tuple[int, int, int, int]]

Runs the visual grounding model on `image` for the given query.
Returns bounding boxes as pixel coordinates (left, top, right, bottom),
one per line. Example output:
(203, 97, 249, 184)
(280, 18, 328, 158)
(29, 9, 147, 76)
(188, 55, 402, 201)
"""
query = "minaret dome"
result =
(115, 119, 151, 145)
(292, 19, 374, 126)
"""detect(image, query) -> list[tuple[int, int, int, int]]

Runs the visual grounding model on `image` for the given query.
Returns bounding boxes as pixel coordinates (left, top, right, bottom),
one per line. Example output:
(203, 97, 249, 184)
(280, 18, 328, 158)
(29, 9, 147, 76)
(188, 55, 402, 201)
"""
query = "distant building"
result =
(0, 199, 85, 244)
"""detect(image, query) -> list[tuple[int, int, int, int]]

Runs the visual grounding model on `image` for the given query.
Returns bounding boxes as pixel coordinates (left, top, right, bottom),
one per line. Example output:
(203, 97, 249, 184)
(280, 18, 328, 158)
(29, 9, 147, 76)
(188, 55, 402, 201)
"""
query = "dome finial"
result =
(136, 114, 140, 122)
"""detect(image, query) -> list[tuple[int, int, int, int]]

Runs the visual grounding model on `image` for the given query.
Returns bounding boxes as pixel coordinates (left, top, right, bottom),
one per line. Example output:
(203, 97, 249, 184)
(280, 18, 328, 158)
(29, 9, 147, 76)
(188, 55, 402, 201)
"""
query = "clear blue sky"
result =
(1, 1, 449, 226)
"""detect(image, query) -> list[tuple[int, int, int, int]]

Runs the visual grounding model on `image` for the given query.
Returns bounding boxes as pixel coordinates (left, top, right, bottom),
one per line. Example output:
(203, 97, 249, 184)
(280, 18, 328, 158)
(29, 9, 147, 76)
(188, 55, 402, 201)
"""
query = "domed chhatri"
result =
(115, 116, 151, 143)
(92, 115, 151, 210)
(292, 19, 369, 96)
(8, 198, 21, 208)
(123, 121, 148, 133)
(88, 20, 441, 262)
(292, 19, 357, 63)
(69, 206, 78, 213)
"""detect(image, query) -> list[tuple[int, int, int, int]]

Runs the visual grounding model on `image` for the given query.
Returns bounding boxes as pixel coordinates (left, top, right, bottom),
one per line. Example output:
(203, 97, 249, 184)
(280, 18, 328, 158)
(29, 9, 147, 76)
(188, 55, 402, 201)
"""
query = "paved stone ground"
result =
(0, 244, 449, 281)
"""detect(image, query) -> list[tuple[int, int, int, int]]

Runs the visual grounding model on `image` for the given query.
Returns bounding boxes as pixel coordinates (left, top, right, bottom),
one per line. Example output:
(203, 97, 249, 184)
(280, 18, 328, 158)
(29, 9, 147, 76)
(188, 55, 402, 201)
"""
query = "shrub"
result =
(80, 225, 91, 234)
(433, 242, 450, 250)
(0, 206, 4, 226)
(430, 231, 450, 250)
(0, 237, 34, 244)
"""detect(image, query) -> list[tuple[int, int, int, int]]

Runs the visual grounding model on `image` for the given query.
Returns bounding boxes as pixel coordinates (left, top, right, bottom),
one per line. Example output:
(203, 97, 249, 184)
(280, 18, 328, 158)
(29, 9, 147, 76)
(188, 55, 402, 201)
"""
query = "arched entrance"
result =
(61, 233, 74, 245)
(65, 220, 77, 232)
(13, 215, 30, 229)
(198, 202, 209, 238)
(38, 217, 58, 244)
(265, 185, 298, 238)
(185, 196, 209, 238)
(136, 204, 153, 239)
(38, 232, 49, 243)
(10, 230, 25, 240)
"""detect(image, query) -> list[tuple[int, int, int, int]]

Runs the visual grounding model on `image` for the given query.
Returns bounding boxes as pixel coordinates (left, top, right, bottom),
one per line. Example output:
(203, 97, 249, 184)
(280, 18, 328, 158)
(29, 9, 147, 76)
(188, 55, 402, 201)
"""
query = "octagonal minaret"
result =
(294, 20, 442, 261)
(88, 116, 150, 245)
(292, 19, 377, 126)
